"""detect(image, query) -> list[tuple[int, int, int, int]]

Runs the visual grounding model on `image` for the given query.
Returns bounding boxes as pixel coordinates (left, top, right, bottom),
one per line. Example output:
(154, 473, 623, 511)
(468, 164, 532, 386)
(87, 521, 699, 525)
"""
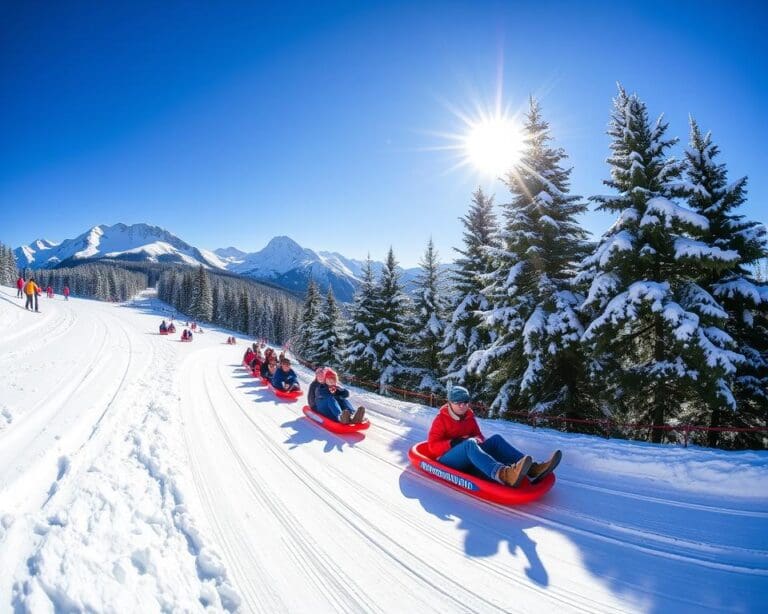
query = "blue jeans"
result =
(316, 396, 355, 422)
(438, 434, 524, 481)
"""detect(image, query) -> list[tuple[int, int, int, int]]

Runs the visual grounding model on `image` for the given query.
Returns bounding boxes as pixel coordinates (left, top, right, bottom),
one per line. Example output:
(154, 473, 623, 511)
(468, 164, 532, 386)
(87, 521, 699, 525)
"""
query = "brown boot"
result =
(497, 456, 533, 488)
(351, 406, 366, 424)
(340, 409, 351, 424)
(527, 450, 562, 483)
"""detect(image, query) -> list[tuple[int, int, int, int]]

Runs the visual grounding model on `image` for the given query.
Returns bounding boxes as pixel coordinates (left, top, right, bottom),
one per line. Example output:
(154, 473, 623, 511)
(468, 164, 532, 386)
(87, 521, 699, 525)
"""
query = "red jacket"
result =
(16, 278, 24, 289)
(427, 404, 484, 459)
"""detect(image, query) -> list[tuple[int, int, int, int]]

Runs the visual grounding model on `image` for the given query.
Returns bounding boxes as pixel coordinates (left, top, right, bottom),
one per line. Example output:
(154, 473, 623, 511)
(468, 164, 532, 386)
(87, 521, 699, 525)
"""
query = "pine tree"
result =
(442, 188, 499, 397)
(372, 247, 410, 389)
(683, 119, 768, 447)
(239, 290, 251, 335)
(403, 238, 448, 393)
(313, 288, 344, 366)
(579, 86, 742, 443)
(190, 265, 213, 321)
(344, 257, 380, 382)
(295, 279, 323, 363)
(468, 98, 590, 420)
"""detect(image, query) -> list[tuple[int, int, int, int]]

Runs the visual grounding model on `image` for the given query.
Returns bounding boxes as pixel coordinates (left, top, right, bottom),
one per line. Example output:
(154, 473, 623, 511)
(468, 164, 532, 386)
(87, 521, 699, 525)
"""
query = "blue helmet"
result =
(448, 385, 471, 403)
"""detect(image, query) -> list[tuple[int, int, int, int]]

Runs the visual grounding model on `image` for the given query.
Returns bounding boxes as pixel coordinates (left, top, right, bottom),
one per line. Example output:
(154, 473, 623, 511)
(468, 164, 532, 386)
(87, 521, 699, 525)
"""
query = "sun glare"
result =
(464, 115, 523, 177)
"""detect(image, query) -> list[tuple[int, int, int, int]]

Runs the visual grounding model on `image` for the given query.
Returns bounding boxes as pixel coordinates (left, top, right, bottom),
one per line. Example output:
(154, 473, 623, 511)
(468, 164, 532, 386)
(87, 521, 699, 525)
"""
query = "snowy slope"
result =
(0, 284, 766, 613)
(14, 223, 223, 269)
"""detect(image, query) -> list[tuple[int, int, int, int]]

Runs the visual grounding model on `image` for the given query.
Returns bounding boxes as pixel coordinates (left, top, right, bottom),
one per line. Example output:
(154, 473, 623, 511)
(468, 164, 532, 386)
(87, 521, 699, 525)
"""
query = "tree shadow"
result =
(398, 469, 549, 586)
(280, 416, 365, 452)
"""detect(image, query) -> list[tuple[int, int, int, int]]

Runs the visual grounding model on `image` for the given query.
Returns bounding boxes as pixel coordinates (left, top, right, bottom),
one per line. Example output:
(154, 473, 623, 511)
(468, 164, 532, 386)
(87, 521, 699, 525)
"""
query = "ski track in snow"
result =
(0, 284, 766, 613)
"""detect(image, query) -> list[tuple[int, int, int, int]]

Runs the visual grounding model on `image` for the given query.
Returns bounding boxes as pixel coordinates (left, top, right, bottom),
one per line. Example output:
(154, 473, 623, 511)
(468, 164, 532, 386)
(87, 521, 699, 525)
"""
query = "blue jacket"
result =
(315, 383, 350, 413)
(272, 367, 298, 389)
(307, 380, 321, 410)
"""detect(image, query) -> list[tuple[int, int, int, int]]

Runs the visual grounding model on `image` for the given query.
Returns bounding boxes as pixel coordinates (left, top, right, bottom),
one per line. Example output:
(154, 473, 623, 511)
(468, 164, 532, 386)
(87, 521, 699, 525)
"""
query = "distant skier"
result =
(63, 286, 70, 300)
(23, 277, 40, 312)
(315, 369, 365, 424)
(46, 285, 53, 298)
(426, 386, 562, 488)
(16, 276, 24, 298)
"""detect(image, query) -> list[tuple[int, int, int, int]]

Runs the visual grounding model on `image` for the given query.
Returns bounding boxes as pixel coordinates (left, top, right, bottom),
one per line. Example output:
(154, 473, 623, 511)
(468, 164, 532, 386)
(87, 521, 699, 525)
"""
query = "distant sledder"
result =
(408, 385, 560, 505)
(159, 320, 169, 335)
(181, 329, 193, 342)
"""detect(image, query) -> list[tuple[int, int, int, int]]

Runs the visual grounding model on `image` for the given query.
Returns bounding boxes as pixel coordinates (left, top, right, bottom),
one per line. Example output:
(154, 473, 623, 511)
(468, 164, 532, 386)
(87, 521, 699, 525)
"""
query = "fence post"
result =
(602, 419, 611, 439)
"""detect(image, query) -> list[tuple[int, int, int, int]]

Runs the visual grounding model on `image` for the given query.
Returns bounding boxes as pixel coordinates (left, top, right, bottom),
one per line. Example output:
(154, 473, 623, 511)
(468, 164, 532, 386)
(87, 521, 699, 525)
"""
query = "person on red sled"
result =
(168, 322, 176, 333)
(272, 357, 300, 392)
(262, 359, 277, 381)
(426, 385, 561, 488)
(315, 369, 365, 424)
(307, 367, 327, 411)
(243, 347, 255, 365)
(159, 320, 168, 333)
(249, 349, 263, 373)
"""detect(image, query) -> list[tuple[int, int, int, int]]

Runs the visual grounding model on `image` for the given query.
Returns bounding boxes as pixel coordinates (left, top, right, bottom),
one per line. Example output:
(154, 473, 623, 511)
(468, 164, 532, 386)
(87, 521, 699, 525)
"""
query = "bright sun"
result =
(464, 115, 524, 177)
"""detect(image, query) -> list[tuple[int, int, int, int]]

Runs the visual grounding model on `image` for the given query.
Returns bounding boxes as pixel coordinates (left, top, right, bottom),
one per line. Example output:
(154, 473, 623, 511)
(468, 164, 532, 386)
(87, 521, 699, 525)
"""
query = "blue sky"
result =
(1, 0, 766, 266)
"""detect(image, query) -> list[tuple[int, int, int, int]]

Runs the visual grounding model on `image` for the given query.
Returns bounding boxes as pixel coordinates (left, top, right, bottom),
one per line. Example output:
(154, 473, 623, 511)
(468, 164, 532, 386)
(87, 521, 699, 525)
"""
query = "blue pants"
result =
(438, 434, 524, 481)
(316, 396, 355, 422)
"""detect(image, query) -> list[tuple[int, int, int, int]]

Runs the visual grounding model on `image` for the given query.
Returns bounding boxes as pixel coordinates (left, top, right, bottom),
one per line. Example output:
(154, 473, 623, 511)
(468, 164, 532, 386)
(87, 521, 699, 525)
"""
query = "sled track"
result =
(214, 361, 607, 614)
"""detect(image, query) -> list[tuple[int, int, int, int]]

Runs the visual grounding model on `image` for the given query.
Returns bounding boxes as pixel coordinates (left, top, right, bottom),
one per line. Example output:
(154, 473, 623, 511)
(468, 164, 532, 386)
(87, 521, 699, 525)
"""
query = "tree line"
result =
(295, 86, 767, 449)
(157, 266, 301, 344)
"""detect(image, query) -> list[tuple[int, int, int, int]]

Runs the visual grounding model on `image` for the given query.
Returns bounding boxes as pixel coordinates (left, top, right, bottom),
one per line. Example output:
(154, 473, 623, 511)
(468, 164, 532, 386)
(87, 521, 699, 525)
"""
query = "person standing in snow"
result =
(23, 277, 40, 312)
(426, 386, 562, 488)
(63, 286, 70, 300)
(16, 276, 24, 298)
(315, 369, 365, 424)
(46, 285, 53, 298)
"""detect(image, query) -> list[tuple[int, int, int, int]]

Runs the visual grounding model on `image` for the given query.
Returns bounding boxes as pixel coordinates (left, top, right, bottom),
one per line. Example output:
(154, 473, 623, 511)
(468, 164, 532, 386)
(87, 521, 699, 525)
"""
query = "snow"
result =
(674, 238, 739, 263)
(640, 197, 709, 231)
(0, 285, 766, 612)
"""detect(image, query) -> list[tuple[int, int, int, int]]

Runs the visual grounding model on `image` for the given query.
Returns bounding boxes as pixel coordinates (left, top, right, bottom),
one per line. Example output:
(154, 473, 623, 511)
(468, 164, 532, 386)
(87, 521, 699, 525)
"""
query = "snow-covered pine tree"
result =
(468, 97, 590, 420)
(344, 257, 380, 382)
(0, 243, 17, 285)
(313, 288, 344, 367)
(295, 279, 323, 364)
(579, 86, 742, 443)
(372, 247, 411, 390)
(403, 238, 448, 394)
(683, 118, 768, 447)
(239, 290, 251, 335)
(442, 188, 499, 397)
(189, 265, 213, 321)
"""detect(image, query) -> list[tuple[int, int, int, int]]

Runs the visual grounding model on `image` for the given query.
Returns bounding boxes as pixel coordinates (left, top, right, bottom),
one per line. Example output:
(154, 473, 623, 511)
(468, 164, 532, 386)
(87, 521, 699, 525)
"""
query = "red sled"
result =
(268, 384, 302, 400)
(407, 441, 555, 505)
(180, 337, 192, 342)
(159, 330, 169, 335)
(302, 406, 371, 434)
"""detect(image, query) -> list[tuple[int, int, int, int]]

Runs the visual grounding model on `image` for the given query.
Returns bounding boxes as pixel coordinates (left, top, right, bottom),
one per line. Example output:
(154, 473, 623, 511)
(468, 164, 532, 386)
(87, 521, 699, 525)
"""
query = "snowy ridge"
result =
(0, 285, 765, 612)
(14, 223, 222, 269)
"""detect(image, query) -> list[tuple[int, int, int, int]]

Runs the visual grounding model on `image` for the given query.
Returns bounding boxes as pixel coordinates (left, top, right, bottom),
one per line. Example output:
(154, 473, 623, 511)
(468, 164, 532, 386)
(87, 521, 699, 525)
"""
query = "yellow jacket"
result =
(23, 280, 39, 296)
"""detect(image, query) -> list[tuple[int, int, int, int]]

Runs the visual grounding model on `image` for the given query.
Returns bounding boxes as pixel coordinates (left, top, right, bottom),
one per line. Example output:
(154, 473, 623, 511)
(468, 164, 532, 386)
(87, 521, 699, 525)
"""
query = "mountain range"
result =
(14, 223, 442, 302)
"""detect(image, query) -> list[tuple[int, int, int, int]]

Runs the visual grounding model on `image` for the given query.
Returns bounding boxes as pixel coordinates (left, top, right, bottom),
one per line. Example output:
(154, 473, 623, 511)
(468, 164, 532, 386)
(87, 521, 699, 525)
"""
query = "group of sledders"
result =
(242, 343, 560, 490)
(158, 320, 177, 334)
(244, 345, 302, 394)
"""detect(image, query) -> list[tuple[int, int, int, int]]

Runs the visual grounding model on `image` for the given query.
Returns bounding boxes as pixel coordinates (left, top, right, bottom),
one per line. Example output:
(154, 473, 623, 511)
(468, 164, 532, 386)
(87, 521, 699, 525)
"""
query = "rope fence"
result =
(288, 354, 768, 449)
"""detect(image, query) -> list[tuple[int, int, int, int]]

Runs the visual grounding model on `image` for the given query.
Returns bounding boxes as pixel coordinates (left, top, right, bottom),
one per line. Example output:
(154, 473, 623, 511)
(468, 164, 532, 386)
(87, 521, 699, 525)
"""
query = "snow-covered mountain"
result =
(215, 236, 436, 302)
(15, 223, 223, 270)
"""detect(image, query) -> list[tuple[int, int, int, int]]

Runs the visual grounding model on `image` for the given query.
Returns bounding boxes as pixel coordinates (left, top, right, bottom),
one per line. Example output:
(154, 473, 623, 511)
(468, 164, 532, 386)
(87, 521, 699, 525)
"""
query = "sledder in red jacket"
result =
(426, 385, 561, 488)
